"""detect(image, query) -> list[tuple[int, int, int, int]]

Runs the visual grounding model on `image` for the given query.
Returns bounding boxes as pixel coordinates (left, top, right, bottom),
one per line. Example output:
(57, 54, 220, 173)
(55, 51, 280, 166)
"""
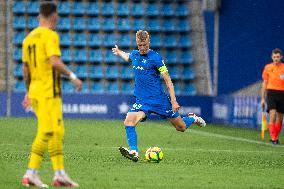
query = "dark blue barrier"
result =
(9, 92, 213, 122)
(212, 96, 261, 129)
(0, 92, 7, 116)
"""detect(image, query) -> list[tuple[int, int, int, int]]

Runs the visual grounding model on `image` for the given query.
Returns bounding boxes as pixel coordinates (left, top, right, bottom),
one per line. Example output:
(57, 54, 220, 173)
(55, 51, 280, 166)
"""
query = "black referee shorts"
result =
(266, 89, 284, 113)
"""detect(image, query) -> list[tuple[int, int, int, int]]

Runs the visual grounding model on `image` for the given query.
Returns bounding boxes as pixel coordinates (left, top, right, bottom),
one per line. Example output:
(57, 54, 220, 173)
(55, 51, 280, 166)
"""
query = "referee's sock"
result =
(182, 116, 195, 129)
(275, 122, 282, 140)
(125, 126, 138, 152)
(269, 123, 277, 141)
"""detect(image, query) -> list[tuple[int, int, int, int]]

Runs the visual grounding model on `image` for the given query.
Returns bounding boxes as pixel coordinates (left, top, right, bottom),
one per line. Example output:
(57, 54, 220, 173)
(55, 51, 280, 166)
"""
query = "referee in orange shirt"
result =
(261, 48, 284, 144)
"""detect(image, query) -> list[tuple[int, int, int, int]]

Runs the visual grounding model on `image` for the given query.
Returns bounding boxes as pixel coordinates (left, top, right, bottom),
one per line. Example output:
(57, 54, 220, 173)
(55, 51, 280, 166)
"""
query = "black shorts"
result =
(266, 89, 284, 113)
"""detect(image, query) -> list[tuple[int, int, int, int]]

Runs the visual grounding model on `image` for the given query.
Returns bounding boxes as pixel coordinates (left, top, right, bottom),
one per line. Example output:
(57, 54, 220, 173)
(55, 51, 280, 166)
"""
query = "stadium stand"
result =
(12, 0, 196, 95)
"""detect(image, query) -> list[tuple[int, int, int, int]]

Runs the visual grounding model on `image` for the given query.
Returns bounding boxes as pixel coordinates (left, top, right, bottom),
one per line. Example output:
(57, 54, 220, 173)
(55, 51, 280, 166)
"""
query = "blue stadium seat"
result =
(117, 18, 130, 31)
(13, 32, 26, 45)
(14, 80, 25, 92)
(103, 34, 117, 47)
(176, 3, 189, 17)
(60, 33, 71, 46)
(150, 34, 161, 48)
(133, 19, 146, 31)
(73, 17, 86, 31)
(147, 19, 160, 32)
(117, 3, 129, 16)
(58, 2, 71, 15)
(106, 82, 119, 94)
(168, 67, 179, 79)
(75, 65, 88, 78)
(13, 48, 22, 61)
(162, 19, 175, 32)
(182, 67, 195, 80)
(13, 1, 26, 14)
(119, 34, 131, 47)
(160, 3, 174, 16)
(121, 66, 133, 79)
(102, 18, 115, 31)
(147, 3, 159, 16)
(57, 17, 71, 31)
(164, 35, 177, 48)
(179, 35, 192, 48)
(89, 65, 104, 79)
(89, 33, 102, 47)
(101, 2, 114, 16)
(91, 81, 104, 94)
(74, 49, 87, 63)
(132, 3, 144, 16)
(14, 64, 23, 77)
(184, 83, 197, 95)
(73, 33, 87, 47)
(87, 18, 101, 31)
(106, 66, 119, 79)
(13, 16, 26, 29)
(180, 51, 193, 64)
(61, 49, 72, 62)
(86, 2, 100, 15)
(28, 16, 38, 29)
(165, 50, 177, 65)
(121, 82, 133, 94)
(105, 50, 118, 63)
(174, 82, 182, 95)
(177, 19, 191, 32)
(89, 50, 103, 63)
(81, 82, 89, 93)
(26, 1, 39, 14)
(73, 2, 86, 15)
(62, 82, 74, 93)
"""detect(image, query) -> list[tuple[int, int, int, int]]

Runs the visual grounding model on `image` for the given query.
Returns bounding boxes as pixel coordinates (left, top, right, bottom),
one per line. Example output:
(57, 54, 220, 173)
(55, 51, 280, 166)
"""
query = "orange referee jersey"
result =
(262, 62, 284, 91)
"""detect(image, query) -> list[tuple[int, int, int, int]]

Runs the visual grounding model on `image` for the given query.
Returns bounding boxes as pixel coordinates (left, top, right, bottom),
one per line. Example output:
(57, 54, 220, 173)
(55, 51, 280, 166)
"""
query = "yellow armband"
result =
(158, 65, 168, 74)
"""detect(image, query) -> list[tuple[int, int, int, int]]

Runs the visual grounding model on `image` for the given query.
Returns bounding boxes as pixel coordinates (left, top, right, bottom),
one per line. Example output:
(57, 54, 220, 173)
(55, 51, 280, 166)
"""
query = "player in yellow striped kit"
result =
(21, 1, 82, 187)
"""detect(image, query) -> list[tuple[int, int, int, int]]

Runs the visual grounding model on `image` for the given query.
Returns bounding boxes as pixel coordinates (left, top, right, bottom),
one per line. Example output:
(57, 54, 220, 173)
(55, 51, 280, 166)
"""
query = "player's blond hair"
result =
(136, 30, 150, 42)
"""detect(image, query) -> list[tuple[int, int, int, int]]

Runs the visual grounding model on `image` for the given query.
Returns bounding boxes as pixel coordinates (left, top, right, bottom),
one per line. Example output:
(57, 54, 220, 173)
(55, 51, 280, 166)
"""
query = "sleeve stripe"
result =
(158, 65, 168, 74)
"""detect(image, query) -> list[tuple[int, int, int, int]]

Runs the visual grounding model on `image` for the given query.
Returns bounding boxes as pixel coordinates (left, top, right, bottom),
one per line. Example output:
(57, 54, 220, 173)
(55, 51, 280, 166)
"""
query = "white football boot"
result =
(52, 174, 79, 187)
(188, 113, 206, 127)
(22, 173, 48, 188)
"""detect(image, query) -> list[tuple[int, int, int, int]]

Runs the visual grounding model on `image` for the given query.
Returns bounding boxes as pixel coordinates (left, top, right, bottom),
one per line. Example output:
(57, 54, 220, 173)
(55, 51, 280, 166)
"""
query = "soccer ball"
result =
(145, 147, 164, 163)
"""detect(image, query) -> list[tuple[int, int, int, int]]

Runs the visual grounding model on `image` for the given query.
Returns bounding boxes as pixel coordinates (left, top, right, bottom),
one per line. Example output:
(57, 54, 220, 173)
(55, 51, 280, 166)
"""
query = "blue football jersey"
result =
(129, 49, 168, 104)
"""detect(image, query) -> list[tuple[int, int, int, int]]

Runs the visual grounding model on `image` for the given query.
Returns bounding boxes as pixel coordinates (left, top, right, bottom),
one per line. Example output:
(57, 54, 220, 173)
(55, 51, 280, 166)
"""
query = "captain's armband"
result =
(158, 65, 168, 74)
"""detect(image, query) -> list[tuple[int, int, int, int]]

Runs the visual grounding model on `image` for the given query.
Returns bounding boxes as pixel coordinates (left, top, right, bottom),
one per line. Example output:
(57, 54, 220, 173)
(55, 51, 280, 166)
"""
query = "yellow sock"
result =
(28, 135, 48, 169)
(28, 153, 43, 170)
(48, 136, 64, 170)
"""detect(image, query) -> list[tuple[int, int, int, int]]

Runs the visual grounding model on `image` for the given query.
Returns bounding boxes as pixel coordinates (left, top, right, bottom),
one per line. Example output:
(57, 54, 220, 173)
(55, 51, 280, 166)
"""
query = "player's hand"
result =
(71, 78, 82, 92)
(171, 100, 180, 113)
(22, 94, 31, 110)
(261, 98, 265, 111)
(112, 45, 120, 56)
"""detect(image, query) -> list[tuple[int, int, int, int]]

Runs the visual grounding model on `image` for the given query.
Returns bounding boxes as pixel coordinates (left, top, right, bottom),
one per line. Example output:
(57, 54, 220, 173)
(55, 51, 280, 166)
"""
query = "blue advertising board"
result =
(0, 92, 7, 116)
(9, 92, 213, 123)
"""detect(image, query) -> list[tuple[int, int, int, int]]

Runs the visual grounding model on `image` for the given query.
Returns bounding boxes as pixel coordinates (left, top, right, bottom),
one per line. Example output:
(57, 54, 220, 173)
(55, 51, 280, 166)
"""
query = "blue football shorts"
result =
(128, 98, 180, 122)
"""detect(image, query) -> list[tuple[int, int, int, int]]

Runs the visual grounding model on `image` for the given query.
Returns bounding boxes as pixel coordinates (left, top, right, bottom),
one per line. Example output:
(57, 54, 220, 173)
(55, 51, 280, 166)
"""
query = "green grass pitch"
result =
(0, 117, 283, 189)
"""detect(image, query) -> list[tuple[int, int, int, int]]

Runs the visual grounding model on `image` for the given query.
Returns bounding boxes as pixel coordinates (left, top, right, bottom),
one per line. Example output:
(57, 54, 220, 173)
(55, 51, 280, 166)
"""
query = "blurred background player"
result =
(112, 30, 206, 162)
(21, 1, 82, 187)
(261, 48, 284, 145)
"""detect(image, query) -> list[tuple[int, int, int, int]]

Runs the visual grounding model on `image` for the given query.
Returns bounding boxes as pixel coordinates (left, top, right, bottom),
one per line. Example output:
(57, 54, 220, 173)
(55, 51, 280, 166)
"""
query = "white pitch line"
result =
(189, 129, 284, 148)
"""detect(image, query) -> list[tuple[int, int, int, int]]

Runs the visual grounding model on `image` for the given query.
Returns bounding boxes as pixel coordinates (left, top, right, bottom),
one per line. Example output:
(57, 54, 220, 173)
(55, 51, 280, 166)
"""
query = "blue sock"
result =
(125, 126, 138, 151)
(182, 116, 195, 129)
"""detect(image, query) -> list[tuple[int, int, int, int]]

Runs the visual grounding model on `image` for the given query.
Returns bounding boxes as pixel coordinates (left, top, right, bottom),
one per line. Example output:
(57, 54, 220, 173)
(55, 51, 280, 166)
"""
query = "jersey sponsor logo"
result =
(133, 66, 144, 70)
(142, 59, 147, 64)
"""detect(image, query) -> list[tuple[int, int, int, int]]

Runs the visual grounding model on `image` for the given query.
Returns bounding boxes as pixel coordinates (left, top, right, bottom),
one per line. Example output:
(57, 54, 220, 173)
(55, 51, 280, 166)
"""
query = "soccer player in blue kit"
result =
(112, 30, 206, 162)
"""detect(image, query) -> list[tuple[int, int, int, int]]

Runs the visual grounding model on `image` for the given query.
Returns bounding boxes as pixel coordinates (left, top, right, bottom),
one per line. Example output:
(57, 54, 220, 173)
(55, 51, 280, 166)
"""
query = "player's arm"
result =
(112, 45, 130, 62)
(261, 80, 267, 110)
(50, 56, 82, 91)
(22, 62, 30, 92)
(161, 70, 180, 113)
